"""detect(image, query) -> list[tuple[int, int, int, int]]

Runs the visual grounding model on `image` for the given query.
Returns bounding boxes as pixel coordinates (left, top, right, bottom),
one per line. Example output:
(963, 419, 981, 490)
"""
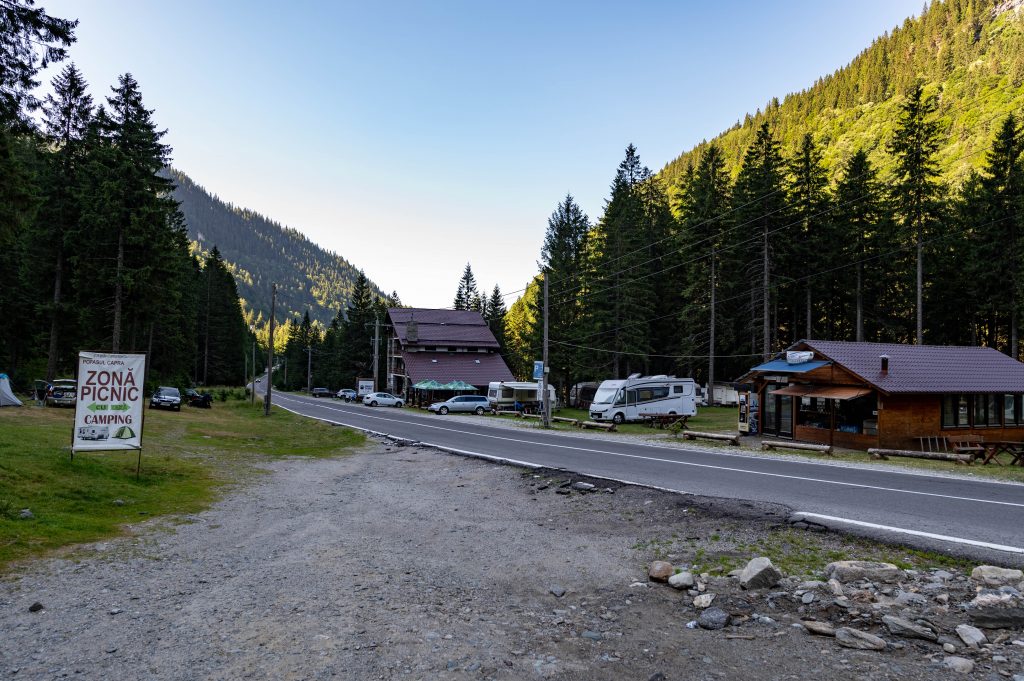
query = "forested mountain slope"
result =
(169, 169, 381, 324)
(661, 0, 1024, 189)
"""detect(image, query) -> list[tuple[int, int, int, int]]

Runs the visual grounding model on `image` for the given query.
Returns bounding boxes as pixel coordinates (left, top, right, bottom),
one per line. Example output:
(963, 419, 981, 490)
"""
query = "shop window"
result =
(941, 395, 970, 428)
(835, 393, 877, 434)
(1006, 394, 1022, 427)
(797, 397, 829, 429)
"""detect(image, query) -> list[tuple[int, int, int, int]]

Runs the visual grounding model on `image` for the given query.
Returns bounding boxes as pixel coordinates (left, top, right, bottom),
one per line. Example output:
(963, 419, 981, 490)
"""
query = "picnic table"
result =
(972, 441, 1024, 466)
(640, 414, 689, 430)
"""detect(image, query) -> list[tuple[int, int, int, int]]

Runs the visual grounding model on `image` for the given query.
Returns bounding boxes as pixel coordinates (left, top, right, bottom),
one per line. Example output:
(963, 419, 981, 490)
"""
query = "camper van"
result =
(487, 381, 557, 412)
(589, 374, 697, 424)
(77, 425, 109, 441)
(699, 382, 740, 407)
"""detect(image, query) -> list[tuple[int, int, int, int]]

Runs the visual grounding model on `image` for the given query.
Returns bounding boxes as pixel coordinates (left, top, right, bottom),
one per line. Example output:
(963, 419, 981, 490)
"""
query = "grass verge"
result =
(0, 401, 363, 569)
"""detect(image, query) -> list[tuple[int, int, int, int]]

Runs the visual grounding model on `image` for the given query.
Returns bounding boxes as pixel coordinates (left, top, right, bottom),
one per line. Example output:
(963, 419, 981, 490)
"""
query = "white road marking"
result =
(273, 395, 1024, 509)
(792, 512, 1024, 554)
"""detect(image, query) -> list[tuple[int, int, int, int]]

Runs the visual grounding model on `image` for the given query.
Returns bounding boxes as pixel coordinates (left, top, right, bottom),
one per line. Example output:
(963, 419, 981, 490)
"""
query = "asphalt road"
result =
(269, 390, 1024, 565)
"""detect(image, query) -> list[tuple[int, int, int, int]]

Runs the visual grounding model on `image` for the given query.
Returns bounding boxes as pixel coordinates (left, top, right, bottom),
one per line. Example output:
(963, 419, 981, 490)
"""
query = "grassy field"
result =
(0, 400, 363, 568)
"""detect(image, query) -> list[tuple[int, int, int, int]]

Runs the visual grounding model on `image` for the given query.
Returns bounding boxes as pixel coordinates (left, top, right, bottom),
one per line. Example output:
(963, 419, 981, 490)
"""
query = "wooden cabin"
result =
(736, 340, 1024, 451)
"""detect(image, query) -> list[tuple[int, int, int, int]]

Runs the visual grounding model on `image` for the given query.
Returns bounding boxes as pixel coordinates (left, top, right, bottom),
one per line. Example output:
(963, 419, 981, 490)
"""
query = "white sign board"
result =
(357, 379, 374, 397)
(72, 352, 146, 452)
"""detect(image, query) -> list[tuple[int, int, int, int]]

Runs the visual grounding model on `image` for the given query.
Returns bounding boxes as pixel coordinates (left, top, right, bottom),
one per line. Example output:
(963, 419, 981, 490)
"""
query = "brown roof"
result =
(798, 340, 1024, 394)
(388, 308, 499, 349)
(402, 351, 514, 387)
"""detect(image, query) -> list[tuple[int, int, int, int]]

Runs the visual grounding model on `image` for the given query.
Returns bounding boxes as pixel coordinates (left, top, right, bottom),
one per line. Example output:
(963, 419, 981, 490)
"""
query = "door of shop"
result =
(761, 384, 793, 438)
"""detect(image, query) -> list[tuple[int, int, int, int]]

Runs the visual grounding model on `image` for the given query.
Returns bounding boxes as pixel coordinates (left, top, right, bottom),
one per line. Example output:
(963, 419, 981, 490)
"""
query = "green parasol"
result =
(412, 379, 443, 390)
(442, 380, 477, 391)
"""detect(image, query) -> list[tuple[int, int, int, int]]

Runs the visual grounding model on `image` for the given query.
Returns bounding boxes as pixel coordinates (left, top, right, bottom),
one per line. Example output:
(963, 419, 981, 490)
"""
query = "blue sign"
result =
(532, 361, 544, 380)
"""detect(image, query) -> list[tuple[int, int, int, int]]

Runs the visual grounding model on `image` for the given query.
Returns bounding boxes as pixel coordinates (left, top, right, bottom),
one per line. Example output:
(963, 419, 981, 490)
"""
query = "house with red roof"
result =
(737, 340, 1024, 451)
(386, 308, 514, 399)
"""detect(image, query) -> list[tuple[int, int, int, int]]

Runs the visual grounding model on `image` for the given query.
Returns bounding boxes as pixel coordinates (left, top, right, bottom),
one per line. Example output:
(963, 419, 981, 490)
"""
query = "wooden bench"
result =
(762, 440, 833, 455)
(579, 420, 617, 432)
(551, 416, 580, 426)
(683, 431, 740, 445)
(948, 435, 985, 460)
(520, 412, 543, 420)
(494, 409, 522, 417)
(869, 448, 972, 464)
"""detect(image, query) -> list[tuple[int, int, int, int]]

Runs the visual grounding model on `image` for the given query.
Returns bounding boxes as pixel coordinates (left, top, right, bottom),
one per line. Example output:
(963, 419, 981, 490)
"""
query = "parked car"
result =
(184, 388, 212, 408)
(150, 386, 182, 411)
(336, 388, 357, 402)
(362, 392, 403, 407)
(45, 379, 77, 407)
(428, 395, 490, 415)
(311, 387, 332, 398)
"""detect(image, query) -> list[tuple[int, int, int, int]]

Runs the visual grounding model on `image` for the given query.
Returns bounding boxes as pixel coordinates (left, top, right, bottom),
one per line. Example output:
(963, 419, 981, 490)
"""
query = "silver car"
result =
(362, 392, 403, 407)
(428, 395, 490, 415)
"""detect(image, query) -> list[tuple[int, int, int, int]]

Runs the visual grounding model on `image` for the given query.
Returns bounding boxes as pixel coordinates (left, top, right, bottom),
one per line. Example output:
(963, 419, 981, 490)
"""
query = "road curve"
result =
(272, 391, 1024, 565)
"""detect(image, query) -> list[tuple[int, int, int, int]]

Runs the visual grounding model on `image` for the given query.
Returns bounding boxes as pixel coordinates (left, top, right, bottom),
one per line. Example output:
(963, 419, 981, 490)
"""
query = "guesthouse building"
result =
(386, 308, 514, 399)
(737, 340, 1024, 451)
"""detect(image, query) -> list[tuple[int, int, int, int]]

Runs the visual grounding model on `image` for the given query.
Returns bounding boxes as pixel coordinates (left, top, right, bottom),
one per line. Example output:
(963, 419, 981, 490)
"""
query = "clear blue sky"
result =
(39, 0, 923, 308)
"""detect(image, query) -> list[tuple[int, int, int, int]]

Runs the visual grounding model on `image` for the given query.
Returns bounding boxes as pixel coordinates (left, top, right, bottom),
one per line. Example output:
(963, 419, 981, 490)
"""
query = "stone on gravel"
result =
(668, 571, 694, 589)
(648, 561, 674, 582)
(739, 557, 782, 590)
(549, 585, 566, 598)
(827, 578, 844, 596)
(955, 624, 987, 648)
(801, 620, 835, 636)
(571, 482, 595, 492)
(971, 565, 1024, 586)
(942, 656, 974, 674)
(800, 592, 815, 605)
(581, 630, 602, 641)
(942, 642, 956, 653)
(881, 615, 936, 641)
(28, 602, 43, 613)
(18, 509, 33, 519)
(835, 627, 886, 650)
(697, 607, 729, 630)
(693, 594, 715, 609)
(825, 560, 901, 583)
(968, 605, 1024, 629)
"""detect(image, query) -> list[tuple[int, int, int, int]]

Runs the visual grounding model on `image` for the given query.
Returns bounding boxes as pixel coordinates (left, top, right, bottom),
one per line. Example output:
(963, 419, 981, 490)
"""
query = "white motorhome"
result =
(699, 382, 740, 407)
(589, 374, 697, 424)
(487, 381, 557, 411)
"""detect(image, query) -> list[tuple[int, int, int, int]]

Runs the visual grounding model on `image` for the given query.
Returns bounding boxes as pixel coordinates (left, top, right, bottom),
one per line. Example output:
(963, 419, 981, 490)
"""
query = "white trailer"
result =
(589, 374, 697, 424)
(699, 382, 740, 407)
(487, 381, 556, 411)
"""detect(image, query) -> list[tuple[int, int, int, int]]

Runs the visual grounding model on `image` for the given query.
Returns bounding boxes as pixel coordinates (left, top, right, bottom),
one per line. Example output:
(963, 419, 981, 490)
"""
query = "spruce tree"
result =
(888, 84, 944, 344)
(453, 263, 480, 311)
(484, 284, 508, 355)
(785, 133, 831, 341)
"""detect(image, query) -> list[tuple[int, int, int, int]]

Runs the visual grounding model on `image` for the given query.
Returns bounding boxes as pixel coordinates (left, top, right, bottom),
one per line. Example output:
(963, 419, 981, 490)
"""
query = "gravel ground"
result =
(1, 440, 1022, 680)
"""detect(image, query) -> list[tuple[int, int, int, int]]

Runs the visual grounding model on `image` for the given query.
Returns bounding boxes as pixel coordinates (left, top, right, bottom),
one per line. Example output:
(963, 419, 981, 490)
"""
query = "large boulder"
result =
(697, 607, 729, 630)
(668, 571, 695, 589)
(824, 560, 901, 583)
(835, 627, 886, 650)
(971, 565, 1024, 586)
(739, 557, 783, 590)
(648, 561, 674, 582)
(955, 624, 987, 648)
(881, 615, 937, 641)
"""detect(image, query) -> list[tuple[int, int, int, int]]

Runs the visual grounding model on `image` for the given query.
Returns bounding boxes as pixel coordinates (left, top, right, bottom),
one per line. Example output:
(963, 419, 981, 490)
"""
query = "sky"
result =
(38, 0, 924, 308)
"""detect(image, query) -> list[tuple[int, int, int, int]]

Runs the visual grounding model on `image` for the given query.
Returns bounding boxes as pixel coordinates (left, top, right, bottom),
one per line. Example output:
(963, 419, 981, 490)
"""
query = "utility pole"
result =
(264, 284, 276, 416)
(372, 315, 380, 391)
(542, 272, 550, 429)
(306, 345, 312, 393)
(251, 334, 256, 405)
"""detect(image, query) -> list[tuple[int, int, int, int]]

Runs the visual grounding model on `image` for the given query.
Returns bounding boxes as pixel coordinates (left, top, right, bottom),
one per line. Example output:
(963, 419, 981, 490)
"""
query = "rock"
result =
(801, 592, 815, 605)
(739, 557, 783, 590)
(827, 578, 844, 596)
(942, 656, 974, 674)
(881, 615, 937, 641)
(697, 607, 729, 630)
(18, 509, 33, 519)
(112, 499, 125, 506)
(971, 565, 1024, 586)
(571, 482, 595, 491)
(693, 594, 716, 609)
(802, 620, 835, 636)
(955, 624, 988, 648)
(942, 642, 956, 653)
(581, 630, 602, 641)
(28, 602, 43, 613)
(969, 606, 1024, 629)
(648, 561, 673, 582)
(648, 674, 666, 681)
(668, 571, 695, 589)
(825, 560, 901, 583)
(835, 627, 887, 650)
(549, 585, 566, 598)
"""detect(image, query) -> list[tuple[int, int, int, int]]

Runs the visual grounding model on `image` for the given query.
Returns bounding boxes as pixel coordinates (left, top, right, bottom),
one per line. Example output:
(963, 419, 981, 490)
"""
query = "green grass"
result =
(0, 401, 363, 568)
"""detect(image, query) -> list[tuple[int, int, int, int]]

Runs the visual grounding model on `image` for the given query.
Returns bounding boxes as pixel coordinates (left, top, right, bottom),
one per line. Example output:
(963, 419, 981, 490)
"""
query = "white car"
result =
(362, 392, 403, 407)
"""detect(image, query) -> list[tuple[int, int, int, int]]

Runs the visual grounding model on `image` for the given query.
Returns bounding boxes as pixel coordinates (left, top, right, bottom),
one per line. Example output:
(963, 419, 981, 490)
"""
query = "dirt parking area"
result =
(1, 440, 1022, 680)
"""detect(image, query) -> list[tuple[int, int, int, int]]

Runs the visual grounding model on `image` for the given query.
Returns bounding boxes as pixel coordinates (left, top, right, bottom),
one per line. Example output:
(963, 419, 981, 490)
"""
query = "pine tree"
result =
(453, 263, 480, 311)
(887, 83, 944, 343)
(484, 284, 508, 355)
(198, 247, 246, 385)
(0, 0, 76, 127)
(785, 133, 831, 341)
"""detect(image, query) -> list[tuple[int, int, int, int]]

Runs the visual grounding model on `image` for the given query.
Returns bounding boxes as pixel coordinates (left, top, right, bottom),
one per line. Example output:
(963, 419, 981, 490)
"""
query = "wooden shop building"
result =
(736, 340, 1024, 451)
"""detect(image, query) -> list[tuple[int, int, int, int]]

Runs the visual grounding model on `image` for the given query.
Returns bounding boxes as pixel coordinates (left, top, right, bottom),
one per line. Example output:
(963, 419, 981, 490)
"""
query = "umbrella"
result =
(412, 379, 443, 390)
(442, 380, 477, 392)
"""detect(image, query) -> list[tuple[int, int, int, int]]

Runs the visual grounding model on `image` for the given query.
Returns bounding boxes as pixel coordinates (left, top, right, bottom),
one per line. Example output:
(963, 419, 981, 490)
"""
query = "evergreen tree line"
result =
(507, 87, 1023, 394)
(272, 272, 404, 392)
(0, 2, 247, 389)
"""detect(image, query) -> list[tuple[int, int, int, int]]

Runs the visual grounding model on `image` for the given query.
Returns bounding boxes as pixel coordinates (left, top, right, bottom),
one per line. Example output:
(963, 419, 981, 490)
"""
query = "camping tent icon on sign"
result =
(113, 425, 136, 440)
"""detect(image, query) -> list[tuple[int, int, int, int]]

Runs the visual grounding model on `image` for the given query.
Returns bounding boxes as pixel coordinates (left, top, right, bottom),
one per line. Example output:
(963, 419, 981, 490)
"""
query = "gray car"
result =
(428, 395, 490, 415)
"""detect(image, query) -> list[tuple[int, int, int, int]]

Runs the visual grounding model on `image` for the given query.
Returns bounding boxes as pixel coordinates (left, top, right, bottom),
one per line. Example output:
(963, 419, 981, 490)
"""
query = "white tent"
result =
(0, 374, 23, 407)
